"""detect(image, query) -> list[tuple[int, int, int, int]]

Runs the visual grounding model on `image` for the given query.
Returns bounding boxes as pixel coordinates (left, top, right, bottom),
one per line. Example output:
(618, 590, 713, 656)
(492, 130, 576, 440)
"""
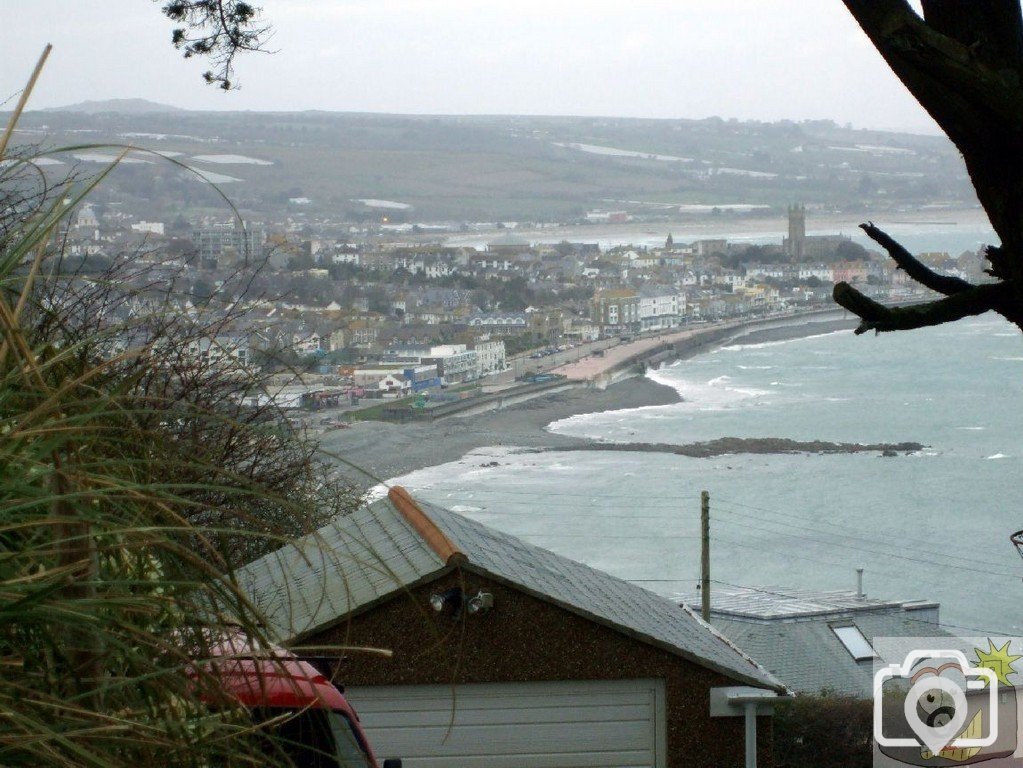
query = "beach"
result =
(442, 206, 993, 250)
(318, 311, 859, 488)
(318, 375, 681, 487)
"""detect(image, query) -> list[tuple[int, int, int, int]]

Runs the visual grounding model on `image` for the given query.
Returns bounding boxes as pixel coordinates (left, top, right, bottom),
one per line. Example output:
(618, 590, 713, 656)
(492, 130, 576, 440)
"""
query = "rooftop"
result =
(237, 487, 786, 692)
(679, 585, 937, 622)
(679, 585, 945, 696)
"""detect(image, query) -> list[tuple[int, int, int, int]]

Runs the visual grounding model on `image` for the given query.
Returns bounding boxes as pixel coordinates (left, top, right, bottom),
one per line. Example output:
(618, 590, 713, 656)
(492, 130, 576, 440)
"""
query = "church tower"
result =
(785, 203, 806, 260)
(665, 232, 674, 251)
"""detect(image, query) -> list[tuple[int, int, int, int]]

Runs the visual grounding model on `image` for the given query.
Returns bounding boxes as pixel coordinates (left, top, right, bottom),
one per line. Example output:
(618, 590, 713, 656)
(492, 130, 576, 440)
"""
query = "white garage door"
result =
(345, 678, 666, 768)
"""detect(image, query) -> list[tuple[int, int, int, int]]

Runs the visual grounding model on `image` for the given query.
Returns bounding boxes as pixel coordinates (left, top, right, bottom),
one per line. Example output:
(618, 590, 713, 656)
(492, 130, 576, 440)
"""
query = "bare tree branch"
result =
(859, 222, 976, 295)
(840, 0, 1023, 260)
(833, 280, 1012, 334)
(920, 0, 1023, 73)
(834, 2, 1023, 339)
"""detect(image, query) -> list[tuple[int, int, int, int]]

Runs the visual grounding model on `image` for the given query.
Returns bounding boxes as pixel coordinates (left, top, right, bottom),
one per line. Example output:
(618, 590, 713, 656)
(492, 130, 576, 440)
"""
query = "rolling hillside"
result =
(8, 107, 974, 222)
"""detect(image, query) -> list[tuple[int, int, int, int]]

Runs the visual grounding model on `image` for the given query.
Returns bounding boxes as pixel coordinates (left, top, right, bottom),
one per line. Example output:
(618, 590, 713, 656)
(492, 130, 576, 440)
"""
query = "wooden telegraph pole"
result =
(701, 490, 710, 623)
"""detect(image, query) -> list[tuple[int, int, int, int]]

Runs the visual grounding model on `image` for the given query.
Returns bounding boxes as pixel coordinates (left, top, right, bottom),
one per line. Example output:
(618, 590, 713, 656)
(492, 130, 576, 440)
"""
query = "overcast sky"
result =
(2, 1, 939, 134)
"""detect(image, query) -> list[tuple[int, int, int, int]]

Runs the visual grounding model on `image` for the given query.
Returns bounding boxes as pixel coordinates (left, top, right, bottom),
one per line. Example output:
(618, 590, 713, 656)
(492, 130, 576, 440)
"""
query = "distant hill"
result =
(9, 108, 976, 221)
(44, 98, 183, 115)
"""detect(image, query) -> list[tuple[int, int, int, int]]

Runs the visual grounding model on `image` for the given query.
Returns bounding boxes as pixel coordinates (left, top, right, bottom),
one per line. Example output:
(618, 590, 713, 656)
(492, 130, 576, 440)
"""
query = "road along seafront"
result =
(319, 308, 873, 489)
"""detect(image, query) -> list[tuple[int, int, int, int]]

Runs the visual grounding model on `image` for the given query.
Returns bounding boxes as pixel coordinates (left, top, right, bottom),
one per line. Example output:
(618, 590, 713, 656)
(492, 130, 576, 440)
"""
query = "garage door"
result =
(345, 678, 666, 768)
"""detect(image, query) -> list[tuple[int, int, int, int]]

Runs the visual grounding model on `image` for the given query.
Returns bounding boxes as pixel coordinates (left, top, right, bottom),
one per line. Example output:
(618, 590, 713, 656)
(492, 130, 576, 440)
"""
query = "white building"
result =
(467, 313, 528, 330)
(428, 345, 479, 384)
(745, 264, 789, 280)
(638, 289, 687, 331)
(353, 367, 406, 388)
(377, 373, 411, 397)
(76, 204, 99, 229)
(331, 251, 361, 266)
(401, 256, 454, 279)
(292, 332, 322, 356)
(130, 221, 165, 235)
(472, 340, 507, 377)
(798, 264, 834, 282)
(184, 334, 250, 372)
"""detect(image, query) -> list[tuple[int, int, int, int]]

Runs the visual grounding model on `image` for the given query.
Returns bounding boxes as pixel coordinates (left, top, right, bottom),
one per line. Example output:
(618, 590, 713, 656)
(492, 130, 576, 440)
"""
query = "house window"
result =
(832, 624, 875, 661)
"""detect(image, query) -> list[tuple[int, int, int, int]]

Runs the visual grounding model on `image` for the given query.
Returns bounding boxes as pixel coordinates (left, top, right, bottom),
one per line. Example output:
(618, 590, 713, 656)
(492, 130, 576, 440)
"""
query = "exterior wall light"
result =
(429, 588, 493, 618)
(466, 590, 494, 615)
(429, 587, 464, 618)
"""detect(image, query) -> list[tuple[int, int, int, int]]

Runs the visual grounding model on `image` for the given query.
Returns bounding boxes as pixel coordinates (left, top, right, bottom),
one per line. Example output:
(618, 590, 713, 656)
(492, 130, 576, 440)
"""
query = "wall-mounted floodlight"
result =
(466, 590, 494, 615)
(429, 587, 464, 618)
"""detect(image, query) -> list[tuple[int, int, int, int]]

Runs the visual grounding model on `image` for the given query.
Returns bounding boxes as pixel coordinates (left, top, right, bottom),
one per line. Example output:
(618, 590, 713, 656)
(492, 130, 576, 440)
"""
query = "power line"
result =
(711, 511, 1017, 576)
(408, 489, 1021, 577)
(411, 487, 1013, 560)
(714, 495, 1013, 559)
(710, 506, 1018, 578)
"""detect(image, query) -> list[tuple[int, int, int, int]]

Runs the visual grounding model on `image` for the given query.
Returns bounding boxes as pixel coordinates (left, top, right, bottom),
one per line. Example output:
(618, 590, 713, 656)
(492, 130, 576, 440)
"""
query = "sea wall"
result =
(599, 308, 856, 386)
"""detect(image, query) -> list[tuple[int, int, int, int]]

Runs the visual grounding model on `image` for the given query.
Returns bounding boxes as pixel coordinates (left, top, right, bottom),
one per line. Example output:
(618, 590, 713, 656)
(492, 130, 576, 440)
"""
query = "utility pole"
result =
(701, 490, 710, 623)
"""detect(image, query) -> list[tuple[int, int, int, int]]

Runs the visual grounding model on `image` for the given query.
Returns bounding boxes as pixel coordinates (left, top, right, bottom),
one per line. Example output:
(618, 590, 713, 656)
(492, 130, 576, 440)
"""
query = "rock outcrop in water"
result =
(550, 437, 924, 458)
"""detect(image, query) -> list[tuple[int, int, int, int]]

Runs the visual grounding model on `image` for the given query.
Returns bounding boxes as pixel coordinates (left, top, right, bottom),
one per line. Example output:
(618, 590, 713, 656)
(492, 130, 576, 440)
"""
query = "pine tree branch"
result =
(833, 280, 1011, 334)
(860, 222, 976, 295)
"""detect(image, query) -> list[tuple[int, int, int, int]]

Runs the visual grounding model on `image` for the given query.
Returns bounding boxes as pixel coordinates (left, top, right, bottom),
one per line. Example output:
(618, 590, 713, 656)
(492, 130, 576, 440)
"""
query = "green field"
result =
(8, 107, 975, 221)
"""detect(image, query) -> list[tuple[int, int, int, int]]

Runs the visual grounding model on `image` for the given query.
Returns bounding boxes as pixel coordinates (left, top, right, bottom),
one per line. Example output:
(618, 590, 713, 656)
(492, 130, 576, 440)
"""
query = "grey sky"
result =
(3, 1, 938, 133)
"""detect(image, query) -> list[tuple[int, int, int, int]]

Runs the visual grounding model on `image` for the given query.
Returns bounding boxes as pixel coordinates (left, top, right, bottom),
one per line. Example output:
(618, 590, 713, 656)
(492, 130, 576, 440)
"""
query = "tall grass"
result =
(0, 47, 351, 767)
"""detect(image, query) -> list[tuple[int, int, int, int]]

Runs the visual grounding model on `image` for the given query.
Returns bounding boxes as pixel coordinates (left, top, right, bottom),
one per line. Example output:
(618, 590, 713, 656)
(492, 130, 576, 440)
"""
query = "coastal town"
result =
(63, 198, 986, 423)
(6, 4, 1020, 762)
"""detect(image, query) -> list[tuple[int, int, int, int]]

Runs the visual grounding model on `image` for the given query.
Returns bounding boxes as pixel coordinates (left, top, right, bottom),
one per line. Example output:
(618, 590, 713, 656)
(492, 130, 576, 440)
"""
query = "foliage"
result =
(161, 1, 269, 89)
(0, 50, 360, 766)
(773, 693, 873, 768)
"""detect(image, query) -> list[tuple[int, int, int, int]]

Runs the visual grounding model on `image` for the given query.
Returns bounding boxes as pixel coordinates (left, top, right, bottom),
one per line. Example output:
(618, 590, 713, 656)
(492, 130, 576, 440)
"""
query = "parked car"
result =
(192, 630, 401, 768)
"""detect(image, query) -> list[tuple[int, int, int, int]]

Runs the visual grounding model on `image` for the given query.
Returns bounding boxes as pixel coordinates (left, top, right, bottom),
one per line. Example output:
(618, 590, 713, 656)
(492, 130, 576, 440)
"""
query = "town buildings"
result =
(65, 201, 957, 400)
(193, 222, 265, 267)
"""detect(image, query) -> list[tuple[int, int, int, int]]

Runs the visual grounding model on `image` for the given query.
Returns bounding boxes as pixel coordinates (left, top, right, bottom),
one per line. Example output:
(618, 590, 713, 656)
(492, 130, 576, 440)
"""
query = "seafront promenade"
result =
(552, 324, 738, 382)
(551, 307, 852, 383)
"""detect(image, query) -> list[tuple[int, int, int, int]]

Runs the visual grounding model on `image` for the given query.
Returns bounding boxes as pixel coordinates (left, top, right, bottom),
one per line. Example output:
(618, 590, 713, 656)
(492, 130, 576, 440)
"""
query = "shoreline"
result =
(318, 375, 681, 488)
(318, 314, 859, 489)
(442, 206, 993, 248)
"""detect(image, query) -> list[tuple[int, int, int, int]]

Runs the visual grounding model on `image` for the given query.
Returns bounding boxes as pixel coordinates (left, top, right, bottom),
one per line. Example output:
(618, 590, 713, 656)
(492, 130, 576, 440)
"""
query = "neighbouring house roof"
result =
(236, 487, 785, 692)
(696, 585, 937, 621)
(680, 585, 948, 697)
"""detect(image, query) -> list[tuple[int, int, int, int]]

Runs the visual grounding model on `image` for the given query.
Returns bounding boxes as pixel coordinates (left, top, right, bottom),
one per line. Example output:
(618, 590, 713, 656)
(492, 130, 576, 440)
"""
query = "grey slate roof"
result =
(236, 490, 785, 692)
(679, 586, 948, 697)
(687, 584, 937, 621)
(237, 496, 447, 643)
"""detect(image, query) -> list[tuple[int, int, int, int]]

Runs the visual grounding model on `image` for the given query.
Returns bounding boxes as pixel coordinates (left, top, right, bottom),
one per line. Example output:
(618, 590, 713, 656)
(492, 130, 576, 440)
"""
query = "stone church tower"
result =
(784, 203, 806, 259)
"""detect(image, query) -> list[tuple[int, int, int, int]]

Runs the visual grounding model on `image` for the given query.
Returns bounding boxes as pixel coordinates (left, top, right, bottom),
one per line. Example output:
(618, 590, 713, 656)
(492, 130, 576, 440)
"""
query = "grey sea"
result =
(392, 312, 1023, 636)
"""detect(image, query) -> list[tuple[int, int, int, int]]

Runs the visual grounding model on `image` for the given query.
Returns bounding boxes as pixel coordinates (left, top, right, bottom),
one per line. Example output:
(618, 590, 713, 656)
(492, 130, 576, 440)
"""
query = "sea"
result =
(391, 307, 1023, 637)
(446, 217, 996, 255)
(395, 223, 1021, 636)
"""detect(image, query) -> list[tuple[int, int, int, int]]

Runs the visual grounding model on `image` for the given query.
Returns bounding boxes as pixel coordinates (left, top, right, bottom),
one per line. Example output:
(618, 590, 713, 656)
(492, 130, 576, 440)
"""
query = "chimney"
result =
(856, 567, 865, 598)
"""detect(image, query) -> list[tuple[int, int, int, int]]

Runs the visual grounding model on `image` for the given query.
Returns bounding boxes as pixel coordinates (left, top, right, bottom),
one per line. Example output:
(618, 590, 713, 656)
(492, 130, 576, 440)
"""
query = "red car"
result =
(193, 631, 400, 768)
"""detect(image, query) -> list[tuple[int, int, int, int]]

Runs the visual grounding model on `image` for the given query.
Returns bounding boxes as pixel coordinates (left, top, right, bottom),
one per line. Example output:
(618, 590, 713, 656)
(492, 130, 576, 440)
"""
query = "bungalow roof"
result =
(237, 487, 785, 692)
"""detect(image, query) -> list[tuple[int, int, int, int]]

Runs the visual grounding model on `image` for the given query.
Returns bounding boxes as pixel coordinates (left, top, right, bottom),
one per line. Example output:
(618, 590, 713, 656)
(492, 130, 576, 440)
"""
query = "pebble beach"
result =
(318, 311, 859, 489)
